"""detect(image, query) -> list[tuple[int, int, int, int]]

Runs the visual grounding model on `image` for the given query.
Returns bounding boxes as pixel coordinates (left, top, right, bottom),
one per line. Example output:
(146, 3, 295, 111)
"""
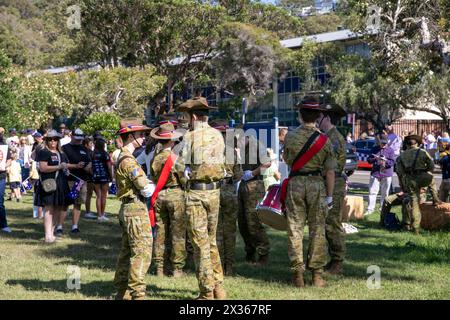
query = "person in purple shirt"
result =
(385, 124, 402, 160)
(365, 135, 396, 215)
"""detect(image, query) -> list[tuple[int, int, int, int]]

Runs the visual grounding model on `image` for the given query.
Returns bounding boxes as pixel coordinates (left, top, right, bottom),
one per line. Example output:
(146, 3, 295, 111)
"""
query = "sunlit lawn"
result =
(0, 193, 449, 300)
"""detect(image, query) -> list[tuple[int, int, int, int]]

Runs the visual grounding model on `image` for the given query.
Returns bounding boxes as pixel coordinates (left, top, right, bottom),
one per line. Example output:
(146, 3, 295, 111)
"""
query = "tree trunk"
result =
(167, 79, 174, 113)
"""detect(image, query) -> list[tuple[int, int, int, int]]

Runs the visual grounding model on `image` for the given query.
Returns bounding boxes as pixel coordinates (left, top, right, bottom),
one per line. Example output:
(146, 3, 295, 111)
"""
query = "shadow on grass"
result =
(5, 280, 197, 300)
(5, 200, 450, 292)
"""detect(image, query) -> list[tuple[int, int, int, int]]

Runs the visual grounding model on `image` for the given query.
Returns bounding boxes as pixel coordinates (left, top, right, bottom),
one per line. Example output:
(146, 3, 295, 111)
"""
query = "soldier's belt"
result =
(162, 185, 183, 191)
(120, 197, 139, 204)
(290, 170, 322, 177)
(189, 181, 222, 190)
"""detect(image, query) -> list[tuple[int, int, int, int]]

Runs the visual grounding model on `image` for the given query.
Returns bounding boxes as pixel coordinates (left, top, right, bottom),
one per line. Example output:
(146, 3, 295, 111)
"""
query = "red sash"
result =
(280, 134, 328, 211)
(148, 152, 178, 234)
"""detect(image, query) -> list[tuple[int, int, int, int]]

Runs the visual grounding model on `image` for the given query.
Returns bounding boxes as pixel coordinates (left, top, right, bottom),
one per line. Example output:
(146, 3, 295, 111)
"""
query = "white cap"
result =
(73, 128, 85, 140)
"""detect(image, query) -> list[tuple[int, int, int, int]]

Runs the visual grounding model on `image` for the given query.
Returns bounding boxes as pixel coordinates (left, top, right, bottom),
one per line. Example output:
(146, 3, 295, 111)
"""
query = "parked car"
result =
(352, 138, 377, 169)
(344, 143, 358, 176)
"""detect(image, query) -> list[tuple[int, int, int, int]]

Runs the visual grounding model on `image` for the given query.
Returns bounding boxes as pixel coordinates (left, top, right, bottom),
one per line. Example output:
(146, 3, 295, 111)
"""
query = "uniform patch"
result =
(132, 168, 140, 177)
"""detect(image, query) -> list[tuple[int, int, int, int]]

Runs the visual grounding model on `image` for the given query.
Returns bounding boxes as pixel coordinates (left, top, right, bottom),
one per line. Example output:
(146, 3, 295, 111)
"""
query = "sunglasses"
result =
(46, 138, 59, 142)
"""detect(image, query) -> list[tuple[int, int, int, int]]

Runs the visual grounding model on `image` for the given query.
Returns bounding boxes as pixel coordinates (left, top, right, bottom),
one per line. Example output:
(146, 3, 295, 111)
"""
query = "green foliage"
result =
(73, 65, 166, 120)
(79, 112, 120, 141)
(329, 54, 407, 130)
(212, 22, 290, 96)
(0, 0, 77, 69)
(0, 49, 18, 129)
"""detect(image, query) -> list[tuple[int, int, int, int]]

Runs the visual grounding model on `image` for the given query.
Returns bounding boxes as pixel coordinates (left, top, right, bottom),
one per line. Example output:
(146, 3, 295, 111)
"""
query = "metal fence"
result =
(354, 119, 450, 138)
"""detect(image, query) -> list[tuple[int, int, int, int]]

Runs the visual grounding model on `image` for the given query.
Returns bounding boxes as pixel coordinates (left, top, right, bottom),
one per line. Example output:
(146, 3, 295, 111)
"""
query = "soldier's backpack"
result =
(384, 212, 401, 231)
(401, 149, 434, 188)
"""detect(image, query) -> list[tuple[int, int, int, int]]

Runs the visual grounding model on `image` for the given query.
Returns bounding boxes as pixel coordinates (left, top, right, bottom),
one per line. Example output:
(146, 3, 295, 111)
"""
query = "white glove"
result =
(326, 196, 333, 210)
(140, 183, 156, 198)
(184, 167, 192, 180)
(241, 170, 254, 182)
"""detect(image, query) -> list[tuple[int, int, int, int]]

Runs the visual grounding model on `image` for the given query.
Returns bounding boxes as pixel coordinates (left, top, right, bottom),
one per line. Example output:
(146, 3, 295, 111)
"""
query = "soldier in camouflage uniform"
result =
(237, 134, 271, 265)
(284, 96, 336, 288)
(316, 104, 347, 275)
(396, 135, 435, 234)
(380, 192, 410, 227)
(210, 119, 243, 276)
(176, 97, 226, 300)
(113, 119, 155, 300)
(150, 123, 186, 278)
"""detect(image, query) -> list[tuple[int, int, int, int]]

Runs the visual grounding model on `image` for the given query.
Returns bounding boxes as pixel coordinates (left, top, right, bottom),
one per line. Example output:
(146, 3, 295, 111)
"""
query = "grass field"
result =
(1, 193, 449, 300)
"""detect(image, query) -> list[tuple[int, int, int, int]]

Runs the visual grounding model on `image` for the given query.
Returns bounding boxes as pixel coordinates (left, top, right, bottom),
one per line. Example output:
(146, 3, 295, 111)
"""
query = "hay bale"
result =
(420, 202, 450, 231)
(342, 196, 364, 222)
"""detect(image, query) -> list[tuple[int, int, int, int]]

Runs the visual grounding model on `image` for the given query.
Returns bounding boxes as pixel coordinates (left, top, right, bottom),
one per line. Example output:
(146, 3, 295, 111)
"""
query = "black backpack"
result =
(384, 212, 401, 231)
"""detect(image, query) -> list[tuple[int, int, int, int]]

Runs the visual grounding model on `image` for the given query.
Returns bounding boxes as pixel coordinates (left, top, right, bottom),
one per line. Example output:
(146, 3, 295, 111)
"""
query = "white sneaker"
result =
(85, 212, 98, 219)
(98, 215, 110, 222)
(1, 227, 12, 233)
(364, 211, 373, 216)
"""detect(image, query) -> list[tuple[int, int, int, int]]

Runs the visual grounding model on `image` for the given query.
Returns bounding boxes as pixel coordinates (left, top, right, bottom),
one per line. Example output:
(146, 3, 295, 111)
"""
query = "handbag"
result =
(41, 152, 60, 193)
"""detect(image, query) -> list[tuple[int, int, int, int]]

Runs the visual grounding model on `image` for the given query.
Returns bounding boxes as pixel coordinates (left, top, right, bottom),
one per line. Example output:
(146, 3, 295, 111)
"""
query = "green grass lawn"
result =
(1, 194, 449, 300)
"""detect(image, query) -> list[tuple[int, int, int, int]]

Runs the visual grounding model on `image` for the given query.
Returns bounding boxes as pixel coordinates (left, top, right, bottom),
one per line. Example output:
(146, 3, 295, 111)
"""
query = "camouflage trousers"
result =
(153, 187, 186, 272)
(439, 179, 450, 202)
(285, 176, 327, 273)
(420, 175, 440, 204)
(217, 183, 238, 269)
(185, 188, 223, 293)
(114, 200, 153, 300)
(403, 176, 422, 230)
(237, 180, 270, 257)
(325, 176, 346, 262)
(380, 193, 411, 226)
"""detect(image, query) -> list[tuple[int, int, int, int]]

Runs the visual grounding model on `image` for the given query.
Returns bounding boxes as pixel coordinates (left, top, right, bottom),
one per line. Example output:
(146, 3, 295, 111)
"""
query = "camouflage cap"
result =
(117, 118, 151, 135)
(176, 96, 217, 112)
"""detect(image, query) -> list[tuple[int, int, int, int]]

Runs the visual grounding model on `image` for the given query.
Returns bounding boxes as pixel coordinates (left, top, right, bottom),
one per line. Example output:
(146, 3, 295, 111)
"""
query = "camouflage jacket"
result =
(326, 126, 346, 174)
(177, 121, 225, 183)
(284, 124, 336, 172)
(150, 147, 180, 187)
(115, 147, 151, 200)
(396, 147, 434, 176)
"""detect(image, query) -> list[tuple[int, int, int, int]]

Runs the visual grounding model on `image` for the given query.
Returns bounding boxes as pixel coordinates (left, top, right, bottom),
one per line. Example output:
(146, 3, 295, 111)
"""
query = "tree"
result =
(0, 0, 77, 69)
(15, 70, 78, 129)
(329, 54, 407, 131)
(211, 22, 290, 96)
(0, 49, 18, 129)
(79, 112, 120, 141)
(338, 0, 450, 125)
(73, 65, 166, 121)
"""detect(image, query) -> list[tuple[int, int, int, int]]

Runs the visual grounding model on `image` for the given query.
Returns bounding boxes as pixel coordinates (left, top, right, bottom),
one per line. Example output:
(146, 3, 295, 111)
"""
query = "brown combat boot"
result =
(172, 269, 186, 278)
(195, 291, 214, 300)
(256, 254, 269, 266)
(312, 270, 326, 288)
(114, 289, 131, 300)
(213, 283, 227, 300)
(326, 260, 343, 276)
(292, 271, 305, 288)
